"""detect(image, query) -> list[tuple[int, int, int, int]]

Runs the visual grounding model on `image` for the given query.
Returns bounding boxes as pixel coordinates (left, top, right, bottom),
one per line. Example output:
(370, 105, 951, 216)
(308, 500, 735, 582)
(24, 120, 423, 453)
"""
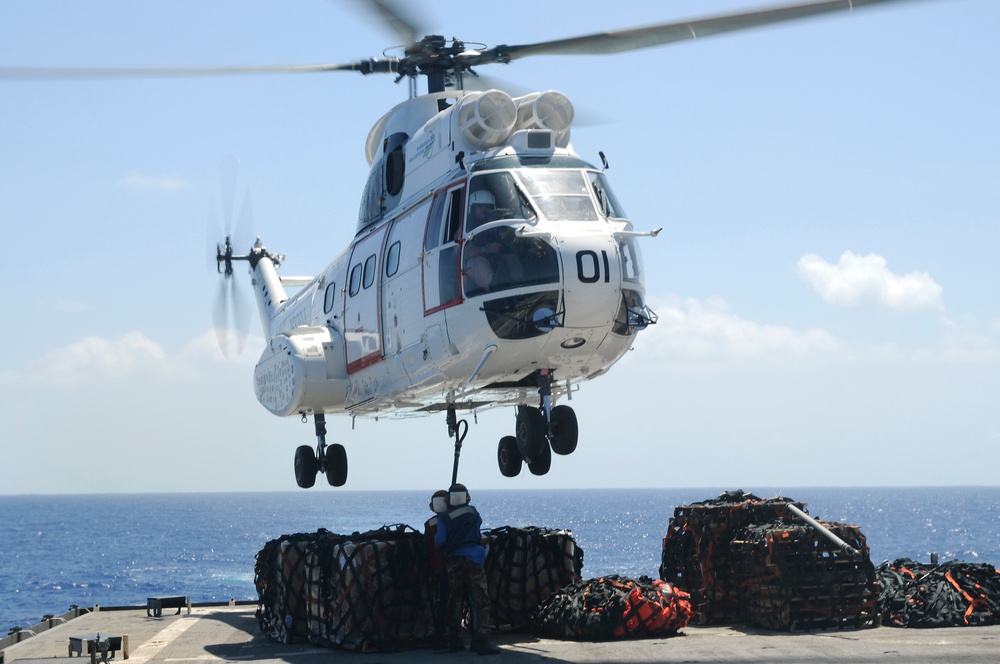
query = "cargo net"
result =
(877, 558, 1000, 628)
(254, 524, 585, 650)
(731, 521, 878, 630)
(254, 525, 434, 651)
(483, 526, 583, 628)
(659, 490, 807, 624)
(659, 490, 878, 630)
(533, 575, 692, 641)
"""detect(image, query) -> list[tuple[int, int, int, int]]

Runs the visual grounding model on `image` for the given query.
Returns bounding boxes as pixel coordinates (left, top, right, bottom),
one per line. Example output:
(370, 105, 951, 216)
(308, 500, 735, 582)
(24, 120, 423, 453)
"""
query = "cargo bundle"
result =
(731, 521, 878, 630)
(255, 525, 434, 651)
(533, 575, 692, 641)
(877, 558, 1000, 628)
(254, 523, 587, 650)
(660, 490, 878, 630)
(659, 490, 807, 624)
(483, 526, 583, 627)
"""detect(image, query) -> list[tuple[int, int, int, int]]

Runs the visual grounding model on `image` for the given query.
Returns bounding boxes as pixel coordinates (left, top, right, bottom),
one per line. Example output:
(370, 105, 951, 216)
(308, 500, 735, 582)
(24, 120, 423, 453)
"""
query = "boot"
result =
(471, 636, 500, 656)
(447, 634, 465, 653)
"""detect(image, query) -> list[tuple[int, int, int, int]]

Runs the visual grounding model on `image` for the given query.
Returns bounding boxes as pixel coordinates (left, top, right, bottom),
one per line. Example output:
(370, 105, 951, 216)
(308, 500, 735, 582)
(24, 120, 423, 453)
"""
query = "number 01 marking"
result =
(576, 250, 611, 283)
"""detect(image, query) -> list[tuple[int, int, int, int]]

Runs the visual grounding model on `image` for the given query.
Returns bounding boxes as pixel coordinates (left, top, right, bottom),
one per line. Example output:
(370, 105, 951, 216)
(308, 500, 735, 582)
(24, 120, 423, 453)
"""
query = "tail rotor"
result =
(210, 156, 254, 358)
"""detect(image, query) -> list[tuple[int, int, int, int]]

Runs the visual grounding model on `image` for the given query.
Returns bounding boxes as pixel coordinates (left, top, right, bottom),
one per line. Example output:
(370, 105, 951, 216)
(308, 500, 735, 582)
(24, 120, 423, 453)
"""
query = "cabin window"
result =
(385, 241, 401, 277)
(323, 281, 337, 313)
(363, 254, 377, 289)
(349, 263, 362, 296)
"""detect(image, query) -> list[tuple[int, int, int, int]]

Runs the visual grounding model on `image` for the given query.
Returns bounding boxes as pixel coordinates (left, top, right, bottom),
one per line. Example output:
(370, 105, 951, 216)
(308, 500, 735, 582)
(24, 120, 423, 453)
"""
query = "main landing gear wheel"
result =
(294, 445, 318, 489)
(515, 405, 547, 458)
(526, 438, 552, 476)
(324, 443, 348, 487)
(549, 405, 579, 455)
(497, 435, 522, 477)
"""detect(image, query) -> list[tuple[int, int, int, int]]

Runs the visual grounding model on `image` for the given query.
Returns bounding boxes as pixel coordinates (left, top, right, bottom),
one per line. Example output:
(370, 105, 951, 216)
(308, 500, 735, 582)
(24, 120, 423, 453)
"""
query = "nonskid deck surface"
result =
(4, 606, 999, 664)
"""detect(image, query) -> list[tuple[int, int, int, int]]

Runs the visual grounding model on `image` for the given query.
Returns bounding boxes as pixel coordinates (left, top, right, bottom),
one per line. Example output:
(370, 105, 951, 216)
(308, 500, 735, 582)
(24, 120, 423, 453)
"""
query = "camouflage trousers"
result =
(444, 556, 491, 638)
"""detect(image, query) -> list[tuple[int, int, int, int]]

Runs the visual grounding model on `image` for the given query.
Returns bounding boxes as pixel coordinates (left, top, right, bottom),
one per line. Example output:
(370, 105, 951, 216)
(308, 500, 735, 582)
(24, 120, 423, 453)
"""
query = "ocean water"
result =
(2, 487, 999, 632)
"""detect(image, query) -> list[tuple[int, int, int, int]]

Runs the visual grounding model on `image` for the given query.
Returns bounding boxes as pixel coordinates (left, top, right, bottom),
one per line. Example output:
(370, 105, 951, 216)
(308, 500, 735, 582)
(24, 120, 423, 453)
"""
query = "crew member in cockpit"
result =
(463, 190, 522, 293)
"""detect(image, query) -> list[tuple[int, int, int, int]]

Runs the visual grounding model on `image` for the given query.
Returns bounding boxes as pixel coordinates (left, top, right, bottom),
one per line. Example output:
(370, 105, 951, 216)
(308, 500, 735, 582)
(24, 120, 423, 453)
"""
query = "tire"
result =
(294, 445, 318, 489)
(325, 444, 348, 487)
(497, 435, 522, 477)
(527, 439, 552, 476)
(515, 406, 546, 458)
(549, 405, 579, 455)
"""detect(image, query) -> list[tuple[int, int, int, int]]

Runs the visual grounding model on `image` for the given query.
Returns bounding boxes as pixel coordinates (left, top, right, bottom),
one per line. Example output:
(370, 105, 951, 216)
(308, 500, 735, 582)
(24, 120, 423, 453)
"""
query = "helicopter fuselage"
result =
(246, 89, 656, 423)
(231, 88, 659, 485)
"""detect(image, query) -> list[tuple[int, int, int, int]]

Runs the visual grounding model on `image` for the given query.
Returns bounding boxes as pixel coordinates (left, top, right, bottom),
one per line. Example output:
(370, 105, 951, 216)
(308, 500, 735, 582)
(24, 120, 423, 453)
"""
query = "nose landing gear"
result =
(294, 413, 349, 488)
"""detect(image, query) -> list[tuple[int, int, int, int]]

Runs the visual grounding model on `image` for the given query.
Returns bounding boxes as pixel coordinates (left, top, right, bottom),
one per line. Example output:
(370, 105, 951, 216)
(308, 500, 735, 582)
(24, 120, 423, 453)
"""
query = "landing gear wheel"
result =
(515, 406, 547, 458)
(294, 445, 318, 489)
(497, 436, 522, 477)
(325, 444, 348, 487)
(527, 439, 552, 476)
(549, 405, 579, 455)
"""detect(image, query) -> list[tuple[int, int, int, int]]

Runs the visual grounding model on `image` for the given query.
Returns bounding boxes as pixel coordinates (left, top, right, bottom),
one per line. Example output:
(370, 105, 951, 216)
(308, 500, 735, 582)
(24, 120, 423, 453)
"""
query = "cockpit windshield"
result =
(517, 170, 599, 222)
(464, 172, 555, 297)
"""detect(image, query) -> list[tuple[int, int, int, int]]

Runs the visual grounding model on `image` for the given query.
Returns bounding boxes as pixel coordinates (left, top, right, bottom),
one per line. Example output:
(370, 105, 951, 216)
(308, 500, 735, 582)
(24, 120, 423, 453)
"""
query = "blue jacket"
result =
(434, 504, 486, 565)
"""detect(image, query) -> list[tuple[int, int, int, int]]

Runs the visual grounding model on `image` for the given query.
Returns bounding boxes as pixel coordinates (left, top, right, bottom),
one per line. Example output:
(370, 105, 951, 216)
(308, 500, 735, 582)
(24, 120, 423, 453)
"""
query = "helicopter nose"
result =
(558, 235, 622, 330)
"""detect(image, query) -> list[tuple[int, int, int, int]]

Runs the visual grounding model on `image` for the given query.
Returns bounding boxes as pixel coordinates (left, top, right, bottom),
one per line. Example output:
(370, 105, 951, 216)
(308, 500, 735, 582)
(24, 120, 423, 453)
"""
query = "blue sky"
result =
(1, 0, 997, 494)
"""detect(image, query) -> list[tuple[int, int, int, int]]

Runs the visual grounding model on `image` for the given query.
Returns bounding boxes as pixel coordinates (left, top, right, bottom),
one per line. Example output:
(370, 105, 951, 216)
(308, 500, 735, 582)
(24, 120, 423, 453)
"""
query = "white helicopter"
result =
(6, 0, 931, 488)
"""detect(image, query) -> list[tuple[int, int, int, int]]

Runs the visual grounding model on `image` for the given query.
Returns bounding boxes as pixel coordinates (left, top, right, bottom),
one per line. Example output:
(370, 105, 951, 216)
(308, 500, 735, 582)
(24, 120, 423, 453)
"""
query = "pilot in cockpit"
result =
(463, 190, 522, 293)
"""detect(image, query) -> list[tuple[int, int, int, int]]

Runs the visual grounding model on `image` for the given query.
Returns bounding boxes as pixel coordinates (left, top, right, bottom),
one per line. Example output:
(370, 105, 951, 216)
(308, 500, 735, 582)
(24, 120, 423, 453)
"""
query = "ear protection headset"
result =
(449, 483, 470, 506)
(429, 489, 449, 514)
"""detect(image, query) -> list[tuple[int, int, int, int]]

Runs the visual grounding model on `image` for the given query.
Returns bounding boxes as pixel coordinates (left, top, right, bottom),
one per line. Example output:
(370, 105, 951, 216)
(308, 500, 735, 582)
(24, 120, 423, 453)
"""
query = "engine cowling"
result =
(253, 327, 349, 417)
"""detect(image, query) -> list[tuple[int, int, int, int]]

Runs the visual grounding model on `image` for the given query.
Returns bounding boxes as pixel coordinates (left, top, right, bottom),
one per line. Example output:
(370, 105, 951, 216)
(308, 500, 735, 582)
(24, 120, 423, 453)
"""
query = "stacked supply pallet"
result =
(659, 490, 805, 624)
(731, 521, 878, 630)
(483, 526, 583, 627)
(255, 523, 587, 650)
(255, 525, 434, 651)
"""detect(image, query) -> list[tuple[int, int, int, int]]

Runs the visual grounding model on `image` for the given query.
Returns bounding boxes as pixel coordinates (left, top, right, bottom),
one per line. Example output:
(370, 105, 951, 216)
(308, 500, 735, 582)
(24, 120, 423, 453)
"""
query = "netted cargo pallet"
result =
(877, 558, 1000, 628)
(731, 521, 878, 630)
(255, 525, 434, 651)
(533, 575, 692, 641)
(483, 526, 583, 627)
(255, 530, 328, 643)
(659, 490, 806, 624)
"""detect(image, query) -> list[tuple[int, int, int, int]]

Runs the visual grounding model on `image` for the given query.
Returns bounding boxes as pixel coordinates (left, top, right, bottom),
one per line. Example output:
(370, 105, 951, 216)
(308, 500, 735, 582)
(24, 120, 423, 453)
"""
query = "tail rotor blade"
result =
(213, 278, 234, 358)
(220, 155, 240, 236)
(230, 275, 251, 357)
(235, 189, 256, 254)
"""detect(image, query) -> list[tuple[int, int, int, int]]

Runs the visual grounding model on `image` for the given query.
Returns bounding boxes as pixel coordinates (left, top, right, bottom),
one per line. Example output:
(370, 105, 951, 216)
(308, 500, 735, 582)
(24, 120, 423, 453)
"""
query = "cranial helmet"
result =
(449, 483, 470, 506)
(469, 190, 495, 206)
(429, 489, 449, 514)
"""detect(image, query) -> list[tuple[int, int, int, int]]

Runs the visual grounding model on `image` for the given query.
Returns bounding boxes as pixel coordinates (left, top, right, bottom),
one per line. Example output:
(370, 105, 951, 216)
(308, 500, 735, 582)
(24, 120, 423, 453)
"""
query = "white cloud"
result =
(116, 171, 189, 191)
(796, 251, 943, 311)
(634, 295, 847, 363)
(31, 332, 168, 385)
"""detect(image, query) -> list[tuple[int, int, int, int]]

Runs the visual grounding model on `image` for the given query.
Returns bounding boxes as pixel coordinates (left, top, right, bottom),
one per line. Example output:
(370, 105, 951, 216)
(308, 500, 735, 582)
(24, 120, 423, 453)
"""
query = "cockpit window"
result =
(466, 172, 535, 232)
(463, 172, 558, 297)
(517, 170, 599, 222)
(588, 171, 627, 219)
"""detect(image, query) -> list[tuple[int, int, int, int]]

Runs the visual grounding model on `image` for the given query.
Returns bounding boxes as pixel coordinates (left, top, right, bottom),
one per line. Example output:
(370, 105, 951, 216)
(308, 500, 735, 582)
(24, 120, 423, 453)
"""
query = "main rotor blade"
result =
(477, 0, 920, 62)
(364, 0, 427, 48)
(0, 60, 399, 81)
